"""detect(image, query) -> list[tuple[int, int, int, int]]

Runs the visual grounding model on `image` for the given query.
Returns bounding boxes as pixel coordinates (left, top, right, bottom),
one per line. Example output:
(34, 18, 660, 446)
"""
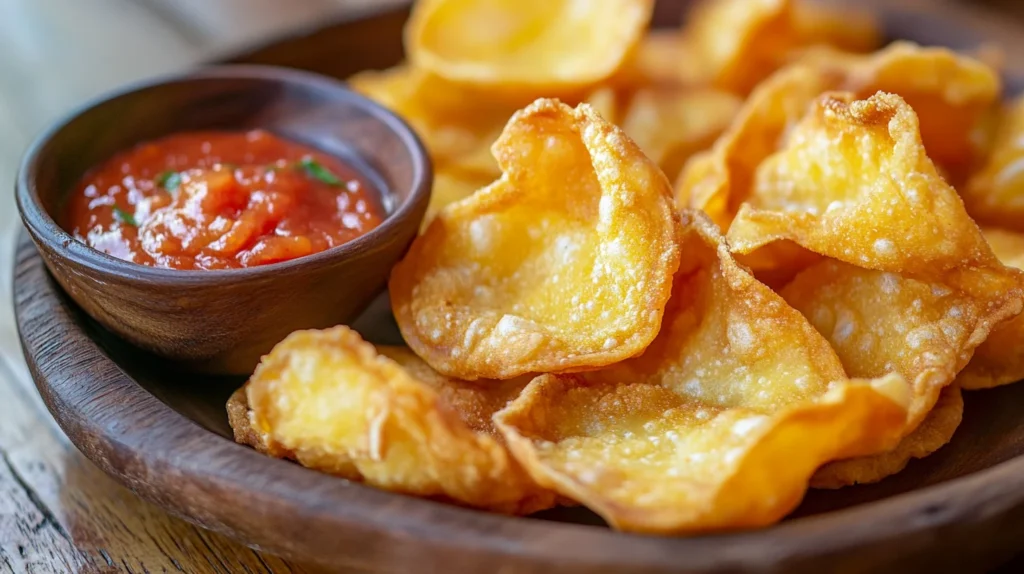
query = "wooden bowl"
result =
(15, 65, 432, 375)
(13, 1, 1024, 573)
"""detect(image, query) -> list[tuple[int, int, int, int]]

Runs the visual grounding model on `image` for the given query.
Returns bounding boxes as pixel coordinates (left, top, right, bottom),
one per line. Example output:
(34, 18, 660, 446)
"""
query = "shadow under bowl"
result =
(15, 65, 432, 375)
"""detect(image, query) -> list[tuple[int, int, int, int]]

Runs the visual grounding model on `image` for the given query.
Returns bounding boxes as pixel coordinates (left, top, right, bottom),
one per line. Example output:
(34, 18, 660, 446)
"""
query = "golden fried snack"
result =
(812, 385, 963, 488)
(406, 0, 653, 92)
(229, 326, 555, 514)
(801, 42, 1000, 170)
(728, 92, 995, 277)
(679, 43, 999, 226)
(681, 0, 798, 94)
(391, 99, 681, 380)
(782, 260, 1022, 485)
(680, 0, 881, 95)
(677, 64, 835, 229)
(958, 228, 1024, 390)
(349, 66, 508, 179)
(963, 97, 1024, 231)
(621, 87, 742, 181)
(493, 212, 909, 533)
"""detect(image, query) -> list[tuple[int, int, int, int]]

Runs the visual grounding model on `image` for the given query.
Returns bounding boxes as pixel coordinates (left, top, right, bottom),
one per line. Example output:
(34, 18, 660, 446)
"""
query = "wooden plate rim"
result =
(14, 0, 1024, 571)
(15, 234, 1024, 573)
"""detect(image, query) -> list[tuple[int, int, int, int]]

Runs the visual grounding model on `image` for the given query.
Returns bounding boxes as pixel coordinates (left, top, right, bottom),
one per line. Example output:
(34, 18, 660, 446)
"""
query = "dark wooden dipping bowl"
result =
(15, 66, 432, 374)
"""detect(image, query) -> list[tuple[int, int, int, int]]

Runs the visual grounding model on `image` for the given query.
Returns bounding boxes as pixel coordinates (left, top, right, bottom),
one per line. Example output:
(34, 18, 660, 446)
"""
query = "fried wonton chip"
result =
(349, 66, 508, 179)
(679, 43, 1000, 226)
(958, 228, 1024, 390)
(390, 99, 681, 380)
(493, 212, 909, 533)
(812, 385, 963, 488)
(728, 92, 995, 277)
(228, 326, 555, 514)
(800, 42, 1000, 170)
(621, 87, 742, 181)
(781, 260, 1022, 484)
(681, 0, 799, 94)
(963, 97, 1024, 231)
(406, 0, 653, 92)
(677, 64, 835, 229)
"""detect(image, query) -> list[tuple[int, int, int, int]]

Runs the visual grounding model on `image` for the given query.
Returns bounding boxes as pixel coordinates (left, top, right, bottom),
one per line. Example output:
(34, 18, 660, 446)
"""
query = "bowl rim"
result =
(15, 64, 432, 284)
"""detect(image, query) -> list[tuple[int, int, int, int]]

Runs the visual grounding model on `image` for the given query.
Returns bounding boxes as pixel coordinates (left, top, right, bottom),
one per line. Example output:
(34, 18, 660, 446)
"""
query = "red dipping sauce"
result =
(64, 130, 385, 270)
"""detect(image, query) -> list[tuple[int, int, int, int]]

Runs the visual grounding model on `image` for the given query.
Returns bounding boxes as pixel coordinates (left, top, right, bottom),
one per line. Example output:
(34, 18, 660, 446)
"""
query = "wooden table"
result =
(0, 0, 1022, 572)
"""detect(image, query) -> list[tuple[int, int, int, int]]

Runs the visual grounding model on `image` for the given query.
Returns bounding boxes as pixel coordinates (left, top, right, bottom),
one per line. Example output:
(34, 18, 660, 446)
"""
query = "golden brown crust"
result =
(229, 328, 557, 515)
(226, 388, 268, 454)
(390, 98, 681, 380)
(812, 385, 964, 488)
(493, 212, 909, 533)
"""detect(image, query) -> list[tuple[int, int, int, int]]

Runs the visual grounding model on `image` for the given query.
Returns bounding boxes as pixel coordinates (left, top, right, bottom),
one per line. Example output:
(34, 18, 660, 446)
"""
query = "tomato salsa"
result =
(64, 130, 385, 270)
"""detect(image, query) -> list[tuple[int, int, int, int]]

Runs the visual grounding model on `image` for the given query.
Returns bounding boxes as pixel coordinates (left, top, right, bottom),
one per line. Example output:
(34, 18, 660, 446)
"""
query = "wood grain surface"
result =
(3, 0, 1024, 573)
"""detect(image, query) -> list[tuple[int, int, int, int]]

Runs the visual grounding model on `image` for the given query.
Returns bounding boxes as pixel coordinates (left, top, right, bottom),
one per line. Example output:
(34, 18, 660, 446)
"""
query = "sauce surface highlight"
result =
(64, 130, 384, 270)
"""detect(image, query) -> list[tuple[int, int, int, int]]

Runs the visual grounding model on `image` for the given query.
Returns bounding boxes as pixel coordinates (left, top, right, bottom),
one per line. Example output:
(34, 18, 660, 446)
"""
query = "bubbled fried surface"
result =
(677, 64, 837, 230)
(781, 259, 1022, 486)
(728, 92, 995, 277)
(228, 0, 1024, 532)
(782, 259, 1021, 429)
(801, 42, 1000, 170)
(680, 43, 1000, 230)
(390, 99, 681, 380)
(493, 212, 909, 533)
(234, 327, 555, 514)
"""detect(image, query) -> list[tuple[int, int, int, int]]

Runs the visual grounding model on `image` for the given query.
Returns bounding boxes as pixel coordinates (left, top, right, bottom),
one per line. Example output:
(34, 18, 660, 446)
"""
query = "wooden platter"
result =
(14, 1, 1024, 572)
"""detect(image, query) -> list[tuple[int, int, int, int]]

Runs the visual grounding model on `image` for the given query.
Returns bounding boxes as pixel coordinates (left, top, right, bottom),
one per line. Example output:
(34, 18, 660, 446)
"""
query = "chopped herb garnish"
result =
(156, 170, 182, 193)
(113, 206, 137, 227)
(297, 157, 344, 186)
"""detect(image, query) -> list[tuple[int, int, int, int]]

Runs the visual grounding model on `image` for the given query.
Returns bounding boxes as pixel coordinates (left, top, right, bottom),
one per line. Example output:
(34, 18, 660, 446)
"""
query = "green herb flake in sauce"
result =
(297, 157, 345, 186)
(112, 206, 138, 227)
(156, 170, 182, 193)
